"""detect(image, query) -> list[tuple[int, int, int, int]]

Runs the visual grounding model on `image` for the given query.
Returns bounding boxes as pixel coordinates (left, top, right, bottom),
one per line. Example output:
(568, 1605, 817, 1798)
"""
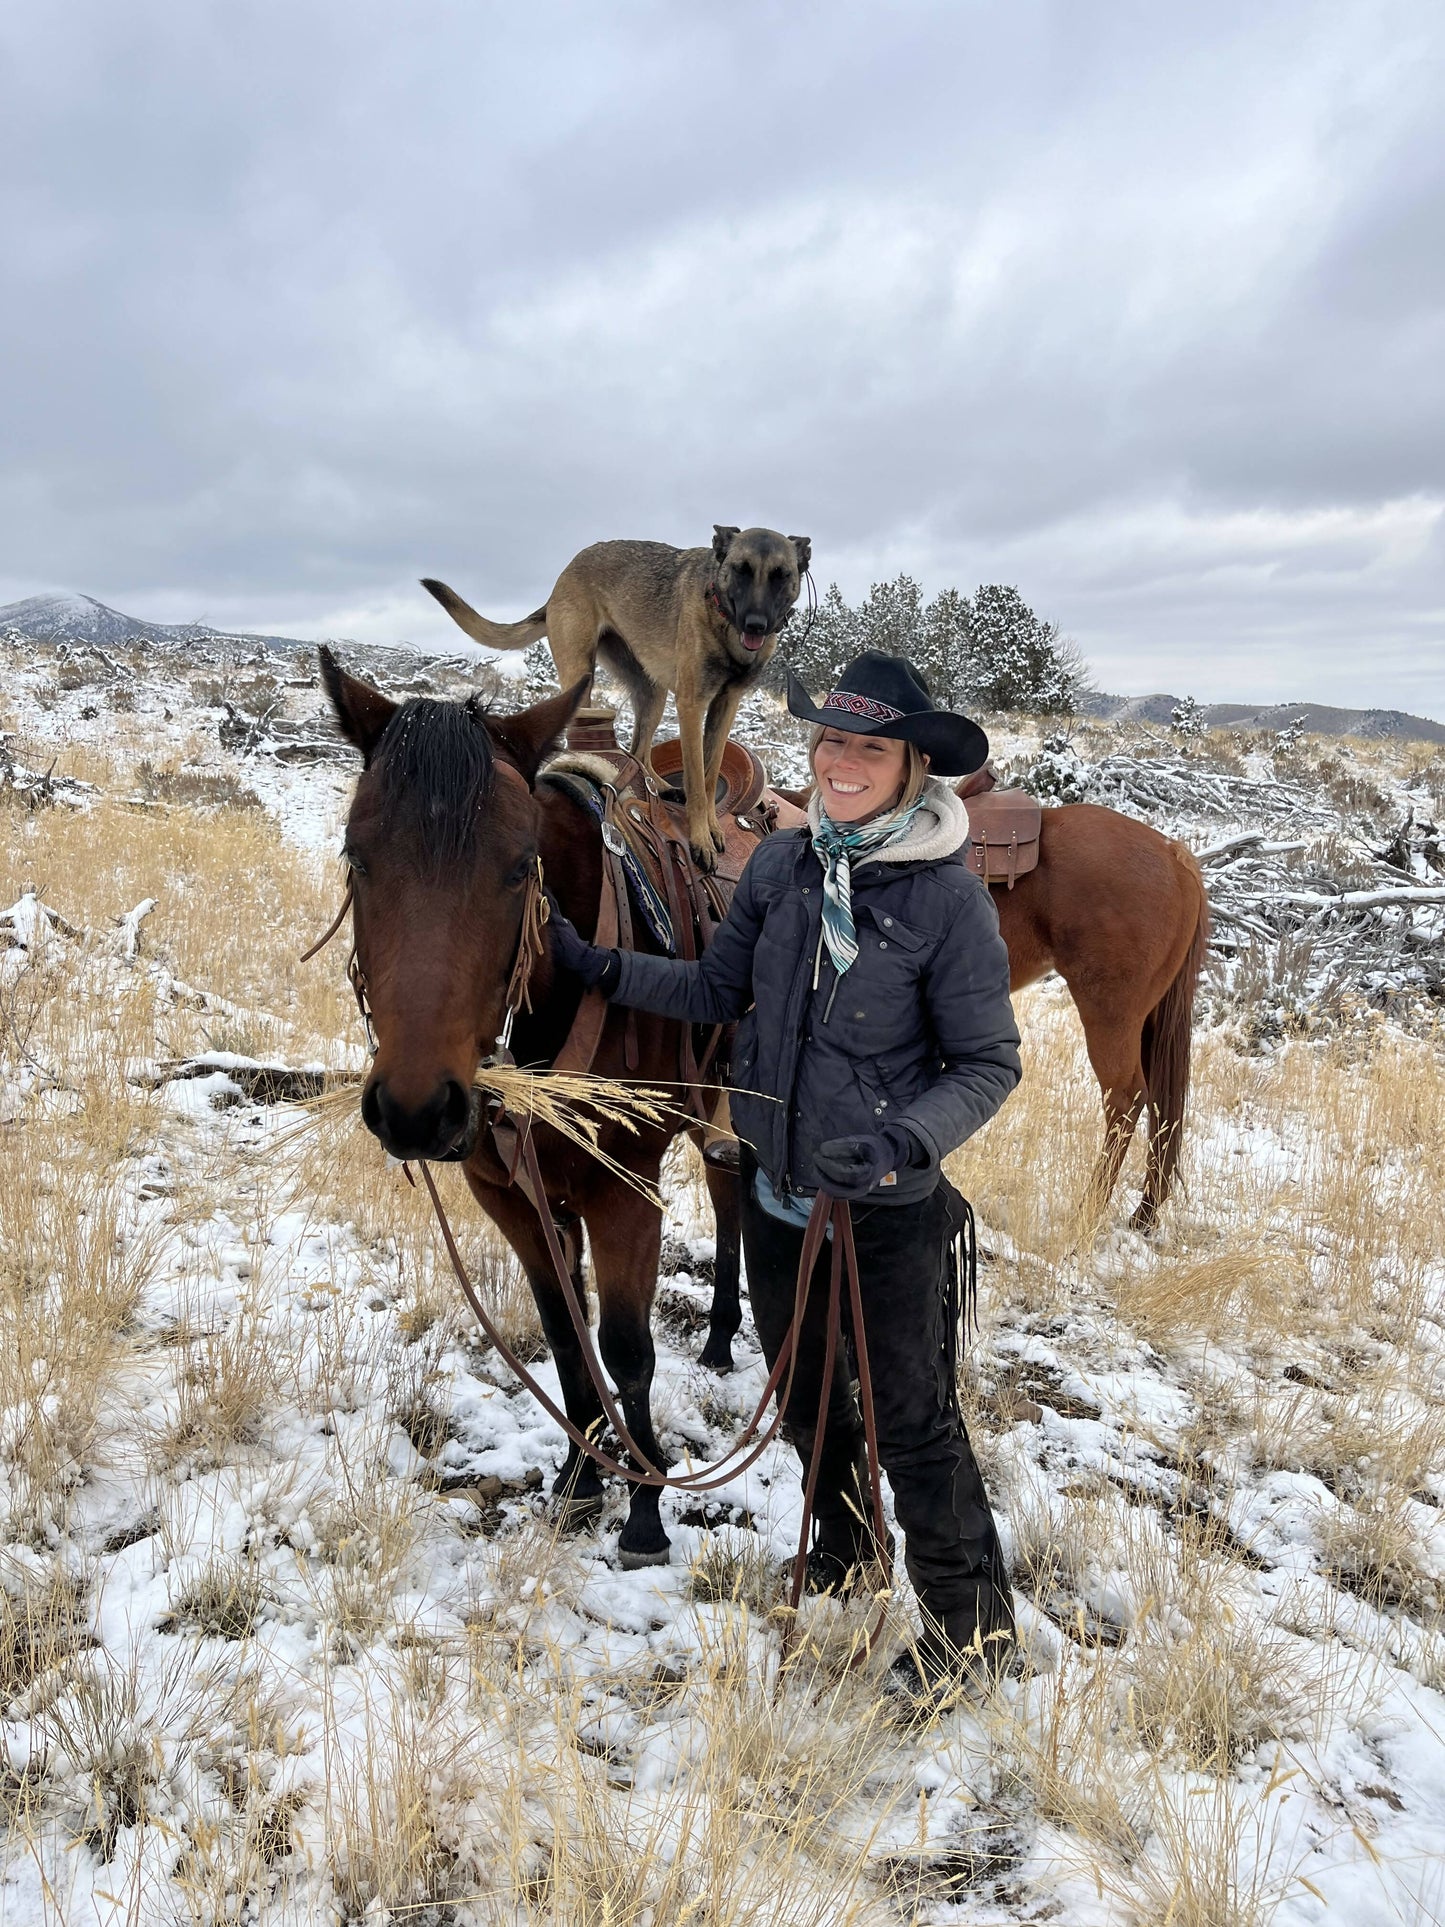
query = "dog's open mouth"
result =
(740, 632, 768, 652)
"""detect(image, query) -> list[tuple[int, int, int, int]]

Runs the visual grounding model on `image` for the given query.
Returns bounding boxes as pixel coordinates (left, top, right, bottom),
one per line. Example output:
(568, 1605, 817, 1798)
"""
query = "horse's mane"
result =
(374, 696, 495, 868)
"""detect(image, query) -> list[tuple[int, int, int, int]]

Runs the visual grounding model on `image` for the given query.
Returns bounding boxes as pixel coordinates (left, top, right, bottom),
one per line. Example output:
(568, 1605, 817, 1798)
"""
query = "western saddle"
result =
(537, 709, 805, 1109)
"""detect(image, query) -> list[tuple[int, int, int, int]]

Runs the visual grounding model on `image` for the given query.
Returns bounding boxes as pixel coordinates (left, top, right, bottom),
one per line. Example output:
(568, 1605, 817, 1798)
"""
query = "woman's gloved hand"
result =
(814, 1126, 925, 1199)
(545, 891, 622, 994)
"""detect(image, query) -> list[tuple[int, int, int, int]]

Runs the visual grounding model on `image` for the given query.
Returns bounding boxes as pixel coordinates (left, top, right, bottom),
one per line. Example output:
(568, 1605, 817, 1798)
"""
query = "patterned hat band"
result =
(821, 690, 905, 724)
(786, 650, 990, 776)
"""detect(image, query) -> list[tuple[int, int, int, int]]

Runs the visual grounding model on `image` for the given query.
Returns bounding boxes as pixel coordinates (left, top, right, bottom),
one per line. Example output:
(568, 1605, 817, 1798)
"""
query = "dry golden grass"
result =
(5, 750, 353, 1056)
(5, 713, 1445, 1924)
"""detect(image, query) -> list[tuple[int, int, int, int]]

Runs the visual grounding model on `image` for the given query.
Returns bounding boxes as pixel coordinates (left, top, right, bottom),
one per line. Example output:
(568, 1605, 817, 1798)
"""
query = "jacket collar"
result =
(804, 777, 968, 870)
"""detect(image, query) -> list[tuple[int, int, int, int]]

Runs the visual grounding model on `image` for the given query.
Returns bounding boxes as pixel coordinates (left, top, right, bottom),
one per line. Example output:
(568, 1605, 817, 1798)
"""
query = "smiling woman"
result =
(546, 649, 1023, 1707)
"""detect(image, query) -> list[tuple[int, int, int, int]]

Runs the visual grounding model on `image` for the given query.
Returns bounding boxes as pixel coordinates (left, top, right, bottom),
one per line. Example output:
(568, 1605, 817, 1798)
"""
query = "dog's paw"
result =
(689, 836, 719, 873)
(710, 822, 726, 853)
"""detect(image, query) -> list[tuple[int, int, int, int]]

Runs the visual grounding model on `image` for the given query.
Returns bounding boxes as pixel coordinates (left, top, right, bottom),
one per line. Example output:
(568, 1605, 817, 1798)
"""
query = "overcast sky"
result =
(2, 1, 1442, 710)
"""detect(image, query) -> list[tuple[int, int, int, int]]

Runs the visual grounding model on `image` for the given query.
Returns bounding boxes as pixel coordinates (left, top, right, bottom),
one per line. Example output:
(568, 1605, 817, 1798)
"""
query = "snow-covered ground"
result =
(2, 631, 1444, 1924)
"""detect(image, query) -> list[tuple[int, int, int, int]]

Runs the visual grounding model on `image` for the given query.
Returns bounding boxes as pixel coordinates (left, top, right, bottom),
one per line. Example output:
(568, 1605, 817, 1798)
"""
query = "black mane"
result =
(374, 696, 495, 868)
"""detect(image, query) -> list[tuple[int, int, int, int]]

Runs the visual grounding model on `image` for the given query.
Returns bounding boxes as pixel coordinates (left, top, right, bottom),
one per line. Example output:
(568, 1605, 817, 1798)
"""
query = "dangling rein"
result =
(301, 864, 894, 1652)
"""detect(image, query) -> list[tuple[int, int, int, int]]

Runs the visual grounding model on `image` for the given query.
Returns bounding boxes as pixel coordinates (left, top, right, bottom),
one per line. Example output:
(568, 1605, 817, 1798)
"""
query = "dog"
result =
(421, 525, 810, 868)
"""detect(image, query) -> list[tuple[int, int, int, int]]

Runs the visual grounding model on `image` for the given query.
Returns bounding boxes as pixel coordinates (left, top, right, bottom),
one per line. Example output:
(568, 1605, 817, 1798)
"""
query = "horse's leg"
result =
(585, 1182, 672, 1567)
(699, 1151, 742, 1373)
(1075, 1005, 1148, 1226)
(471, 1184, 608, 1525)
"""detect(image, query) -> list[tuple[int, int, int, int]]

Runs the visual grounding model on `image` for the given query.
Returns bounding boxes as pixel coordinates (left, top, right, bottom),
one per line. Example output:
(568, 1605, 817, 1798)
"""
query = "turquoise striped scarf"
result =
(811, 801, 925, 977)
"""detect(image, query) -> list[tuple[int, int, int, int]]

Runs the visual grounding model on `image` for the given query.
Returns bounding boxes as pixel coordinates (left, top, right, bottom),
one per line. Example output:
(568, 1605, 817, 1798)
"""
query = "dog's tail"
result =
(420, 578, 548, 651)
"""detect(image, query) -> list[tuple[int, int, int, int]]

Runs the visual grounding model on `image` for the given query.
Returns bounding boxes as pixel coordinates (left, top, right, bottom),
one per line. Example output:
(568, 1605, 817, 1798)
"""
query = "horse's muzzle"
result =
(361, 1074, 483, 1163)
(436, 1086, 487, 1162)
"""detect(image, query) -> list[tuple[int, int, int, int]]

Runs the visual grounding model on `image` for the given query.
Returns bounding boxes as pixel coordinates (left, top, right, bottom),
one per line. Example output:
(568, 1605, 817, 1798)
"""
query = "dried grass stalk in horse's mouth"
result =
(474, 1064, 691, 1198)
(286, 1066, 705, 1203)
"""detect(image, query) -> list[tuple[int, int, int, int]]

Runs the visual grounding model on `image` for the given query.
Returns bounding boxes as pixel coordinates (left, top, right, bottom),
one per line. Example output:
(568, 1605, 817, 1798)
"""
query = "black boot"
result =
(804, 1519, 896, 1596)
(789, 1422, 891, 1596)
(886, 1564, 1017, 1716)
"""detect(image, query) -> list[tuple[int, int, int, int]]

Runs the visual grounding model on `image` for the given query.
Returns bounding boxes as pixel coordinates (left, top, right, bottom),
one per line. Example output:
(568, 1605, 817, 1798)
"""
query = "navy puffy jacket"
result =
(612, 806, 1022, 1205)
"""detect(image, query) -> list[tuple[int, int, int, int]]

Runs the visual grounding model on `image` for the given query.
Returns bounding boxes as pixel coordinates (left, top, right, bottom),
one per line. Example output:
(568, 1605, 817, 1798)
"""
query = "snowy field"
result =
(2, 633, 1444, 1925)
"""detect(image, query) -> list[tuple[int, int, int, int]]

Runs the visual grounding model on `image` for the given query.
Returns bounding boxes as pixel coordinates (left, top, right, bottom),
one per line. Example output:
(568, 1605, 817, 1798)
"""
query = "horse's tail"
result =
(420, 578, 549, 651)
(1140, 844, 1210, 1201)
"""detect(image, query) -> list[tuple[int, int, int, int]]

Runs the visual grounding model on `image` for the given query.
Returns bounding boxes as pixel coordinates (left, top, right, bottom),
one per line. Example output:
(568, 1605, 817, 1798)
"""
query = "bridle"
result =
(302, 854, 550, 1063)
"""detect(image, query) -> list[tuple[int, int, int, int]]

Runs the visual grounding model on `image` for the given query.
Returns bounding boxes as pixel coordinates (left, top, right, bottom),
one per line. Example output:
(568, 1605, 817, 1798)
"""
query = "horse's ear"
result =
(319, 645, 398, 761)
(490, 676, 590, 784)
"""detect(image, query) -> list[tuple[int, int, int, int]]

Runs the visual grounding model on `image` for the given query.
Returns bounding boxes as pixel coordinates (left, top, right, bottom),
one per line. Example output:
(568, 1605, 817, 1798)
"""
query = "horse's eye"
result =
(507, 854, 536, 887)
(343, 846, 368, 877)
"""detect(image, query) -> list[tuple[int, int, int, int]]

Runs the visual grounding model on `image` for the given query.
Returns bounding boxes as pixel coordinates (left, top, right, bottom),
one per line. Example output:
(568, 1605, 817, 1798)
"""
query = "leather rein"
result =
(303, 816, 893, 1637)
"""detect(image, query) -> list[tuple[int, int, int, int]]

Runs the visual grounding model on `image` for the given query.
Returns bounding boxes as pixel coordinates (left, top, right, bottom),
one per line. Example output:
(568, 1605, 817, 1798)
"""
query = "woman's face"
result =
(812, 729, 912, 823)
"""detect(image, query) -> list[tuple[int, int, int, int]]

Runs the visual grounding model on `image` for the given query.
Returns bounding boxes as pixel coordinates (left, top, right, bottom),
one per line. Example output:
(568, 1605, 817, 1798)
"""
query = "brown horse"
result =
(696, 797, 1210, 1370)
(319, 649, 740, 1566)
(990, 803, 1210, 1231)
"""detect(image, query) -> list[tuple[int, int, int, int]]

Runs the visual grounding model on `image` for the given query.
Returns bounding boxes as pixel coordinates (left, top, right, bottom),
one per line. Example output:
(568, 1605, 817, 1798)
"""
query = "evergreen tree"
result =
(854, 574, 924, 657)
(967, 584, 1083, 715)
(784, 581, 858, 691)
(921, 586, 975, 704)
(1170, 695, 1207, 738)
(520, 639, 559, 701)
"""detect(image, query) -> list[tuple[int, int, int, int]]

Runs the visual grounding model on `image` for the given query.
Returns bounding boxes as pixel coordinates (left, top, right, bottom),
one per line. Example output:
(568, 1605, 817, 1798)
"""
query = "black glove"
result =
(814, 1126, 926, 1199)
(545, 892, 622, 994)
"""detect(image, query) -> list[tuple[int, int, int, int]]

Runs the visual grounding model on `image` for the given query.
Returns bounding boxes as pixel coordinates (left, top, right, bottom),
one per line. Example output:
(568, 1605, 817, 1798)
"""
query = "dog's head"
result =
(710, 526, 811, 664)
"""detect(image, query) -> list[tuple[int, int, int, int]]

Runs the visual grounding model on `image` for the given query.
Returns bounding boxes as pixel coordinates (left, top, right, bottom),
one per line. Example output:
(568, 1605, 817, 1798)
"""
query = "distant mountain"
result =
(0, 591, 310, 655)
(1080, 689, 1445, 746)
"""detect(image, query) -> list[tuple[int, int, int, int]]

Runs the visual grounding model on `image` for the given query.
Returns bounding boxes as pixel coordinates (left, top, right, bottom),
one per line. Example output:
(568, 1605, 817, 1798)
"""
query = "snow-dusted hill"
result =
(0, 590, 311, 655)
(1083, 688, 1445, 743)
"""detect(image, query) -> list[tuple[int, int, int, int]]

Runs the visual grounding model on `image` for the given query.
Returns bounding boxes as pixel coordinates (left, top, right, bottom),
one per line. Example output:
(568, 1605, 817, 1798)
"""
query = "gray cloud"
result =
(1, 0, 1442, 710)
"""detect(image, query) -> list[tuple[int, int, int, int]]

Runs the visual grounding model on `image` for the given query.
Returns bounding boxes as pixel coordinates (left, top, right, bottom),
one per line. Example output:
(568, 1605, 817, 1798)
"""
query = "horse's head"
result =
(320, 647, 586, 1162)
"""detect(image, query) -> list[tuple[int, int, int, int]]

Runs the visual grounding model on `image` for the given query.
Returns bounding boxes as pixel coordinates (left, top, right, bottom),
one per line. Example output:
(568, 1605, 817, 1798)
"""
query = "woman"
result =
(550, 650, 1022, 1702)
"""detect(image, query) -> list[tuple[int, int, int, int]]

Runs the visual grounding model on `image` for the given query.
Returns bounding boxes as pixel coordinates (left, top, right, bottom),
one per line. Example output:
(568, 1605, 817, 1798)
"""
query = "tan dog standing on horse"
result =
(421, 525, 811, 871)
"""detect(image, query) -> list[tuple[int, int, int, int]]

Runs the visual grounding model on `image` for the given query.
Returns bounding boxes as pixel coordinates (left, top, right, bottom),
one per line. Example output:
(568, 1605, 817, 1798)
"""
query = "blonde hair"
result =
(808, 727, 929, 818)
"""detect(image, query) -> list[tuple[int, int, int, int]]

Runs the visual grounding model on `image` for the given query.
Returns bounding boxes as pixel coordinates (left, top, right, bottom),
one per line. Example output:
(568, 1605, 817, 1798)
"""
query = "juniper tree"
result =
(967, 584, 1083, 715)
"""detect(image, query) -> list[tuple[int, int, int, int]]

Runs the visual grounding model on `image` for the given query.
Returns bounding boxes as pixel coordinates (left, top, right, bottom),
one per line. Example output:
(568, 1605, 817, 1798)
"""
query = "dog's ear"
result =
(319, 645, 398, 762)
(788, 535, 813, 575)
(712, 524, 741, 565)
(490, 676, 590, 785)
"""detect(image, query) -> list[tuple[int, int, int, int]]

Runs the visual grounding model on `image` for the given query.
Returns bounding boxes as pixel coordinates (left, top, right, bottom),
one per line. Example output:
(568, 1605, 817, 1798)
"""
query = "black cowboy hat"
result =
(786, 650, 989, 777)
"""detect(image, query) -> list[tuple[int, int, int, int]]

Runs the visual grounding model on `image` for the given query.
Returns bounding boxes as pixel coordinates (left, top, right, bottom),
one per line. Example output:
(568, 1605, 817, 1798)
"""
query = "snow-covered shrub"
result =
(1023, 735, 1091, 802)
(519, 639, 559, 700)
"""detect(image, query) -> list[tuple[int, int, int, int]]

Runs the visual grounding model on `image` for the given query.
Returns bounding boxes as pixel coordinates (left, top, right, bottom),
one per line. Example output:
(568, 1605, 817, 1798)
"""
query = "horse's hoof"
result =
(1128, 1204, 1158, 1235)
(616, 1542, 672, 1570)
(698, 1336, 735, 1374)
